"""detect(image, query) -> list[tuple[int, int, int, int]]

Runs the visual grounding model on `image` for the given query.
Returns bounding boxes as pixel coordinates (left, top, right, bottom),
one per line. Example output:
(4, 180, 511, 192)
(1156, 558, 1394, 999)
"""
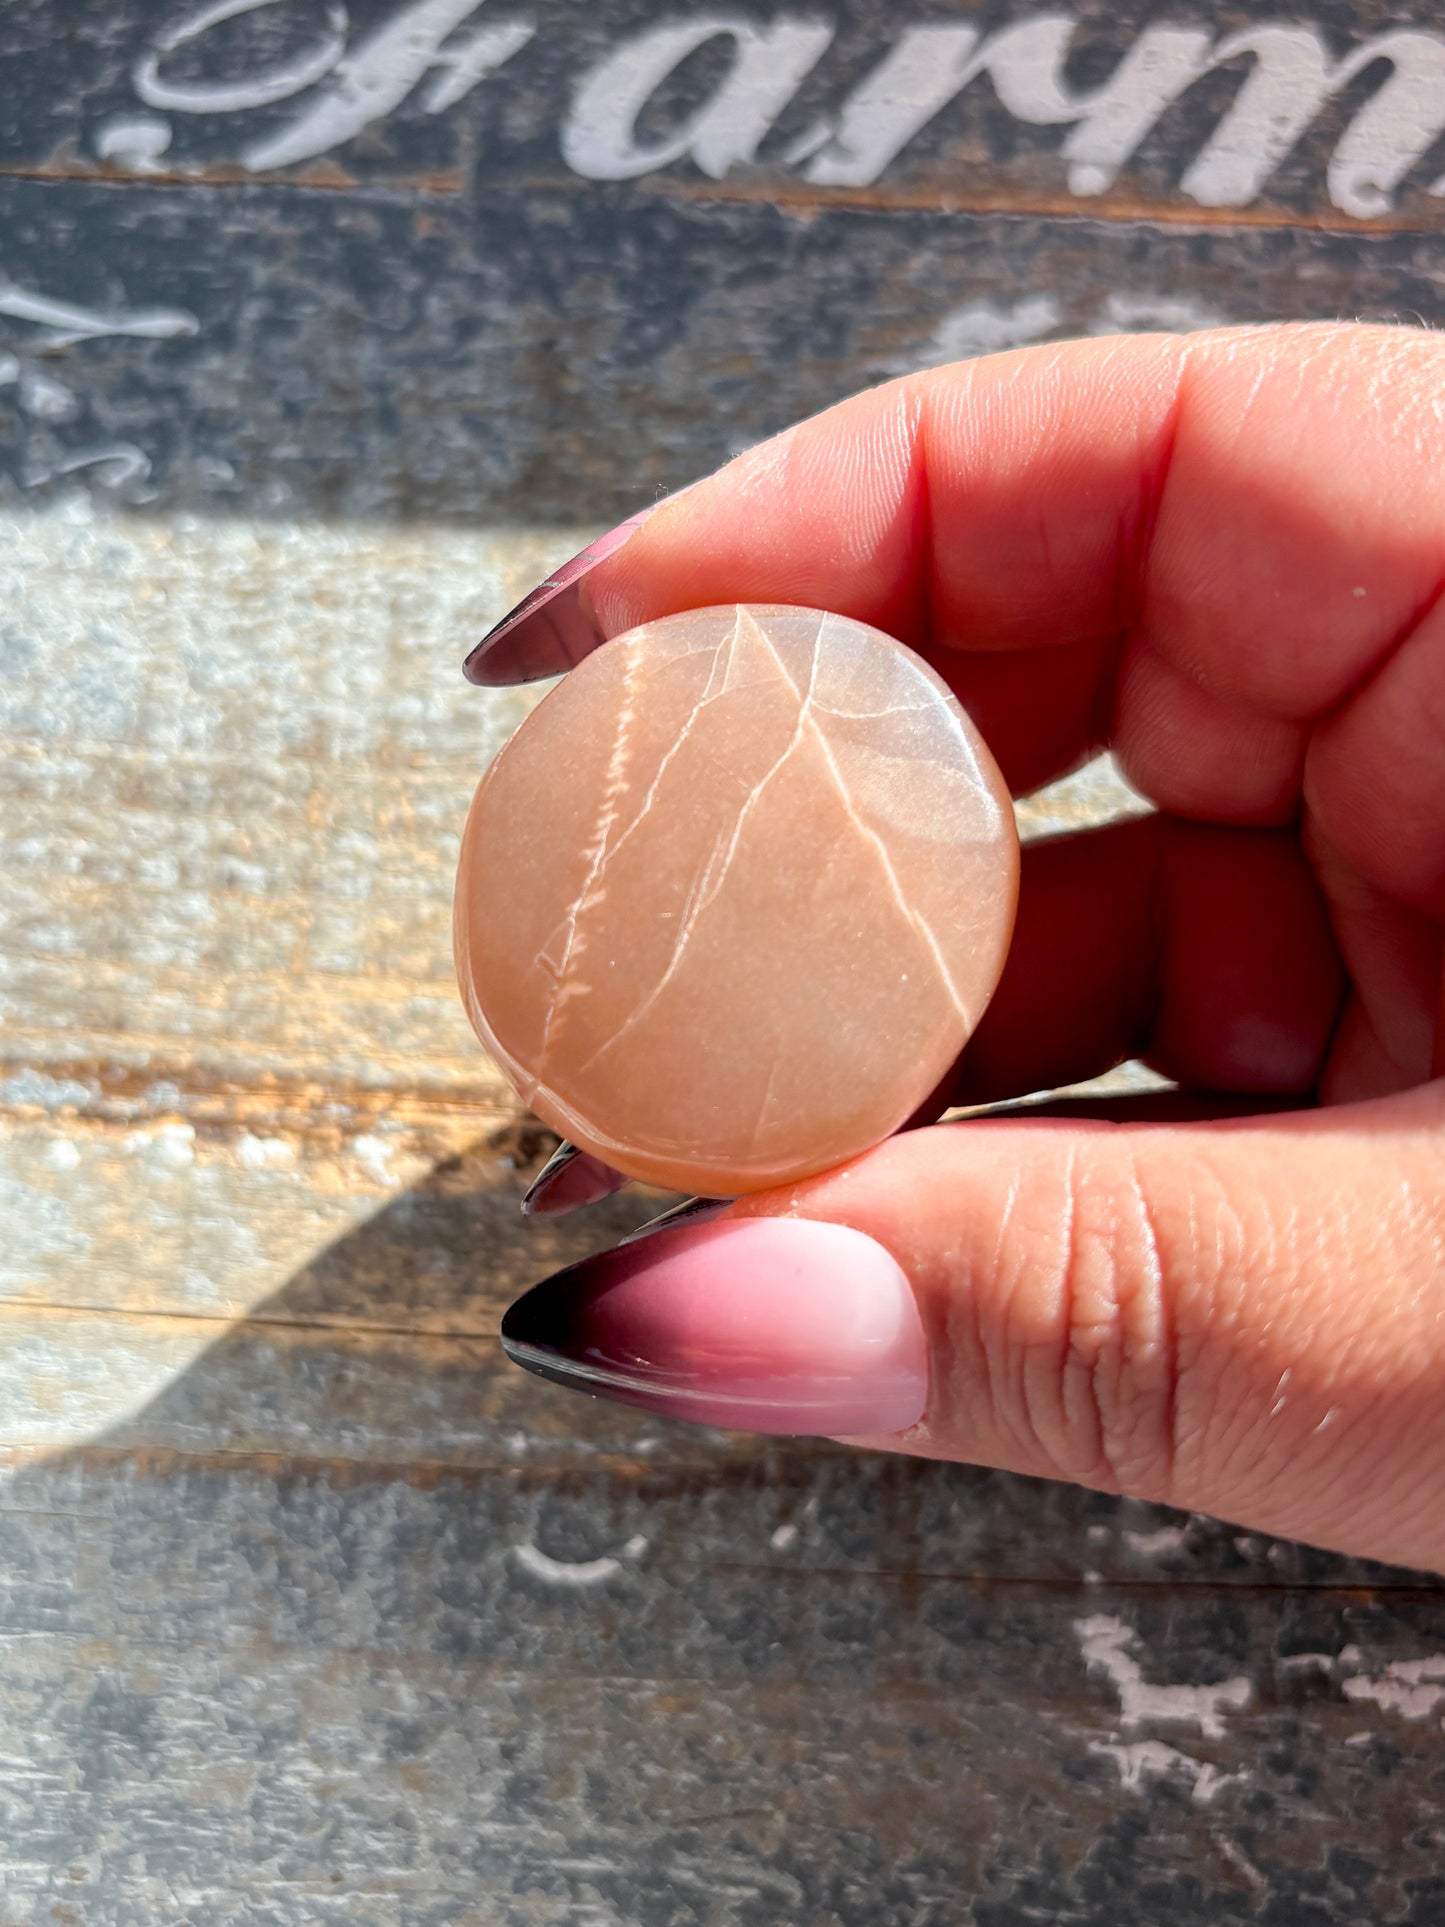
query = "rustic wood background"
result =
(3, 4, 1445, 1922)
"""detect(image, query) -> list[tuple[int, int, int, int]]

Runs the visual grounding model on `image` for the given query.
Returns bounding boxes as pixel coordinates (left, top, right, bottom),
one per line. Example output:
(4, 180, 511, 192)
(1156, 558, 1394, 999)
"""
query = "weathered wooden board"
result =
(4, 1, 1445, 1921)
(4, 1450, 1445, 1927)
(0, 516, 547, 1103)
(3, 181, 1443, 527)
(7, 0, 1445, 221)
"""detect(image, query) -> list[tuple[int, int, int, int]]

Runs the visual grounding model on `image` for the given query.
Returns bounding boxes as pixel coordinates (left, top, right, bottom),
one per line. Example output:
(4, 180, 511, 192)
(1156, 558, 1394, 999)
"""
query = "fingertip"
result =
(591, 381, 930, 644)
(464, 513, 654, 685)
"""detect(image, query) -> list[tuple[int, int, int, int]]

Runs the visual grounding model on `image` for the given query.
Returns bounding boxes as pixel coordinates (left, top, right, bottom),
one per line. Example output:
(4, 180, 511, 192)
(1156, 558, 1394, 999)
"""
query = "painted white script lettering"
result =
(1181, 26, 1445, 217)
(244, 0, 534, 168)
(124, 4, 1445, 215)
(798, 12, 1445, 209)
(561, 16, 833, 181)
(0, 281, 201, 348)
(134, 0, 349, 114)
(802, 18, 1217, 192)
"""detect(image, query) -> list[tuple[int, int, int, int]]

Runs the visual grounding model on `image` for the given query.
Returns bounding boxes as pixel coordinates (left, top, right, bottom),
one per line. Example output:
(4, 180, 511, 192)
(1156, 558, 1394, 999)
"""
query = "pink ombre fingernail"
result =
(500, 1218, 928, 1436)
(463, 510, 652, 687)
(521, 1140, 630, 1216)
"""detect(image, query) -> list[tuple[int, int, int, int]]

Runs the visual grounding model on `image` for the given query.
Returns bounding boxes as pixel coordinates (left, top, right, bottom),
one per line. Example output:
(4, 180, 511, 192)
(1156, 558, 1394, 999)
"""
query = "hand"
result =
(494, 323, 1445, 1573)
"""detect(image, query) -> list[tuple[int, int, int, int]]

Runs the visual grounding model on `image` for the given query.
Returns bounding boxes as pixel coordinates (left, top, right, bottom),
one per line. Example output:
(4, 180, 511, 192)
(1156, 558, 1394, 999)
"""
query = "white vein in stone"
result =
(575, 610, 819, 1074)
(532, 646, 641, 1083)
(581, 612, 745, 882)
(811, 697, 938, 722)
(771, 612, 973, 1028)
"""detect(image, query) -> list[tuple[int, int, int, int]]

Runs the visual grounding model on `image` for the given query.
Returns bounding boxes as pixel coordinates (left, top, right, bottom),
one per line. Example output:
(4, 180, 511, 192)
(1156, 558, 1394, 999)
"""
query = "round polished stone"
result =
(455, 605, 1019, 1194)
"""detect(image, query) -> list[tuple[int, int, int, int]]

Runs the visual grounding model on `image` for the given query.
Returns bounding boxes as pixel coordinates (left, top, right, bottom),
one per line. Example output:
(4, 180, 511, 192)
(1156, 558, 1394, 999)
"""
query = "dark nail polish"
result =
(521, 1141, 630, 1216)
(617, 1195, 730, 1245)
(463, 511, 651, 687)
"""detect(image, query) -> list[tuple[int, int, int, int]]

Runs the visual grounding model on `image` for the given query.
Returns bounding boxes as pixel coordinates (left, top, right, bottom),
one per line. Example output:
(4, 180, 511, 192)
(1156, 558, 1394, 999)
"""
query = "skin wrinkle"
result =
(1305, 816, 1440, 1095)
(1123, 365, 1220, 678)
(977, 1162, 1033, 1470)
(1119, 1150, 1176, 1501)
(1114, 637, 1309, 826)
(1168, 1171, 1219, 1500)
(849, 393, 920, 572)
(1048, 1140, 1104, 1487)
(1215, 1205, 1291, 1504)
(1057, 1145, 1128, 1492)
(1021, 1141, 1119, 1490)
(1169, 1136, 1292, 1515)
(1304, 582, 1445, 918)
(907, 386, 936, 670)
(951, 1172, 997, 1454)
(1325, 571, 1445, 733)
(1066, 1147, 1178, 1498)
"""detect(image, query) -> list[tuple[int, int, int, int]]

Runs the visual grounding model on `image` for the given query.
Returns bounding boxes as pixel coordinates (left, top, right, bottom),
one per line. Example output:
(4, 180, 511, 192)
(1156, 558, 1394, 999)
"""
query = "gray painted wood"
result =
(3, 2, 1445, 1920)
(4, 1, 1445, 524)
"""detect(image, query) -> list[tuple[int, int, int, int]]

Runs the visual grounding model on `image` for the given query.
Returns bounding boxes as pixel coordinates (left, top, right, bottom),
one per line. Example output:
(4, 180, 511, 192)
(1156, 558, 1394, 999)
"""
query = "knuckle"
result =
(1014, 1148, 1185, 1500)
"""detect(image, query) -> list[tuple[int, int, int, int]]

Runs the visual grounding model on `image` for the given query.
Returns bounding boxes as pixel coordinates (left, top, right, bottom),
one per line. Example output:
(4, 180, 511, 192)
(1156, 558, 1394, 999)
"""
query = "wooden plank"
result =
(5, 0, 1445, 229)
(3, 2, 1445, 531)
(0, 515, 566, 1102)
(0, 185, 1440, 528)
(0, 1454, 1442, 1924)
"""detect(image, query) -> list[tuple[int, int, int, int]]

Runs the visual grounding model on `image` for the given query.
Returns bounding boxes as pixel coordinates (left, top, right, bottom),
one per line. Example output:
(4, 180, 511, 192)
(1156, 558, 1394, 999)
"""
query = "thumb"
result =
(765, 1082, 1445, 1570)
(500, 1083, 1445, 1571)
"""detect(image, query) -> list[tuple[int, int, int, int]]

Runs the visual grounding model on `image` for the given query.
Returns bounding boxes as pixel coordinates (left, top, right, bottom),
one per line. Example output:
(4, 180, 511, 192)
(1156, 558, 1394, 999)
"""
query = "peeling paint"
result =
(512, 1535, 646, 1587)
(1342, 1654, 1445, 1722)
(1077, 1614, 1252, 1737)
(1090, 1738, 1245, 1804)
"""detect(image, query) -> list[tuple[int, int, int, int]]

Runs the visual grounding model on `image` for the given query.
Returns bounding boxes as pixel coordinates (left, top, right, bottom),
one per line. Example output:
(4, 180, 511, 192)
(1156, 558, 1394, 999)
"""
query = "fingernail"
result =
(617, 1195, 730, 1246)
(521, 1141, 630, 1216)
(500, 1218, 928, 1436)
(463, 510, 652, 686)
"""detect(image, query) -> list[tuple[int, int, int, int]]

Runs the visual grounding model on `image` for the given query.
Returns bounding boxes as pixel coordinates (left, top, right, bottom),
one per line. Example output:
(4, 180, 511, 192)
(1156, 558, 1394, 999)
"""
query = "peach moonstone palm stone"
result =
(455, 605, 1019, 1195)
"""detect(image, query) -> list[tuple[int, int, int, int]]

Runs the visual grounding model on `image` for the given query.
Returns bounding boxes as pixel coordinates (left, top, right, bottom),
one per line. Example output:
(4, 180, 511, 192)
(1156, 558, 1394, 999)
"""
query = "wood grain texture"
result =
(4, 1, 1445, 1918)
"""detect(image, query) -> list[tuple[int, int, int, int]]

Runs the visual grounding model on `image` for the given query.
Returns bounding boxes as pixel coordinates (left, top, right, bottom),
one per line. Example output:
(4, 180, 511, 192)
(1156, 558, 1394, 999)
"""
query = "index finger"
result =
(468, 324, 1445, 806)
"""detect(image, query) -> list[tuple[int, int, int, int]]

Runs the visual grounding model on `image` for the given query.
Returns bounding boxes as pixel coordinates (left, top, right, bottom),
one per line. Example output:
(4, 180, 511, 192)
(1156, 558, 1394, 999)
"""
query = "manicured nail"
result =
(617, 1195, 730, 1245)
(463, 511, 652, 686)
(500, 1218, 928, 1436)
(521, 1140, 630, 1216)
